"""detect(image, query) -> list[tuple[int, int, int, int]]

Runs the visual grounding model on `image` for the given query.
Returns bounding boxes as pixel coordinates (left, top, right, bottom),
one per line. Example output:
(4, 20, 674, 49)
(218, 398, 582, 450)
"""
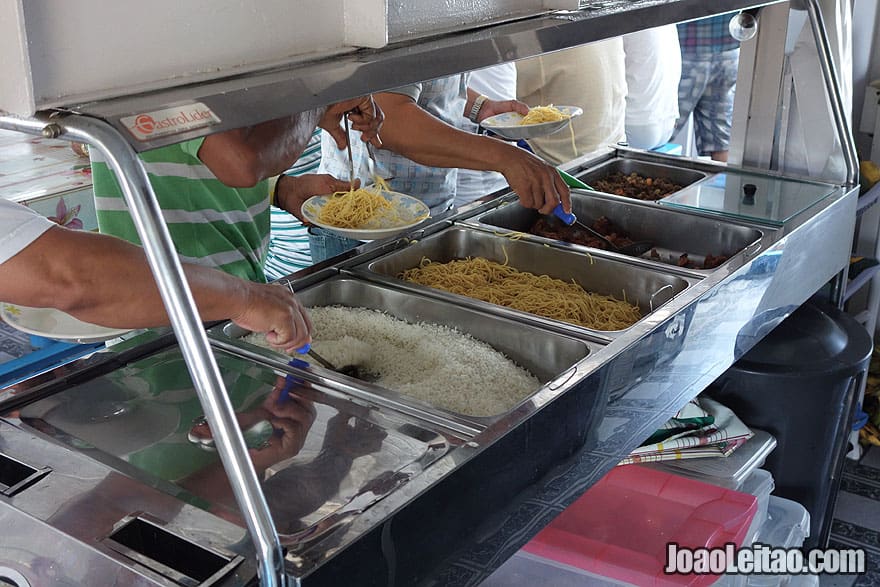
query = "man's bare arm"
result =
(1, 226, 312, 351)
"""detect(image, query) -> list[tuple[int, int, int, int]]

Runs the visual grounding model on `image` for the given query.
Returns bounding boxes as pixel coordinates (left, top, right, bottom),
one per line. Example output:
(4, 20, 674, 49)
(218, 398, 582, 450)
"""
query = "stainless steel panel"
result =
(468, 193, 764, 274)
(357, 226, 693, 339)
(213, 276, 594, 427)
(579, 158, 708, 201)
(16, 347, 452, 555)
(387, 1, 577, 41)
(20, 0, 781, 153)
(0, 501, 172, 587)
(0, 418, 259, 585)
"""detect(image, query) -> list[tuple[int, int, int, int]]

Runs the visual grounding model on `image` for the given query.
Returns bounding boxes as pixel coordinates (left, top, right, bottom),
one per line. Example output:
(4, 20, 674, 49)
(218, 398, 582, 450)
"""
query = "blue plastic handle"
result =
(552, 203, 577, 226)
(296, 342, 311, 354)
(278, 356, 310, 405)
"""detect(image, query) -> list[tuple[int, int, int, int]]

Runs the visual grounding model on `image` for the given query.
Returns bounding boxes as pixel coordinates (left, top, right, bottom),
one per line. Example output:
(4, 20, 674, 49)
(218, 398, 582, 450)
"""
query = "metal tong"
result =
(345, 115, 389, 190)
(366, 142, 379, 181)
(344, 115, 356, 192)
(551, 204, 652, 257)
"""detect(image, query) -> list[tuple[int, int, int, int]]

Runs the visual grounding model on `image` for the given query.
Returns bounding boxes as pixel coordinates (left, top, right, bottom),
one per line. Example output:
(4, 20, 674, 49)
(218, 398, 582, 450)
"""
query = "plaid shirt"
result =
(677, 13, 740, 55)
(319, 75, 467, 215)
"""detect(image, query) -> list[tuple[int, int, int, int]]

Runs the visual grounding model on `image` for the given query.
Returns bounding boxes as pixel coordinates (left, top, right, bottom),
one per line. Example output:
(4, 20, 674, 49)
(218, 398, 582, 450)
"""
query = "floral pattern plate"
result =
(480, 105, 583, 140)
(302, 190, 430, 241)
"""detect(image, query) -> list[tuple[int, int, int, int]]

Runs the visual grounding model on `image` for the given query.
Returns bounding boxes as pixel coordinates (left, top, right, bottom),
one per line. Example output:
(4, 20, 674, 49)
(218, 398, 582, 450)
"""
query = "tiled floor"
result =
(822, 447, 880, 586)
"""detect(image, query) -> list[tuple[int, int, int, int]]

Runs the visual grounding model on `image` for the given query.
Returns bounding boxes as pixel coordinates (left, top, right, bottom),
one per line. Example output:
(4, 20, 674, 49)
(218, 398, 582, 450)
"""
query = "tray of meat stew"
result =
(578, 158, 707, 201)
(469, 192, 762, 273)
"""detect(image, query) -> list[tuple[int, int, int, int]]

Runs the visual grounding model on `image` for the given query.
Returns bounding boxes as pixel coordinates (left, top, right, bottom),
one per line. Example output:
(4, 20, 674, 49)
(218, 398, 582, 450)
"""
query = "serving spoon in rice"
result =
(285, 281, 378, 382)
(302, 344, 378, 383)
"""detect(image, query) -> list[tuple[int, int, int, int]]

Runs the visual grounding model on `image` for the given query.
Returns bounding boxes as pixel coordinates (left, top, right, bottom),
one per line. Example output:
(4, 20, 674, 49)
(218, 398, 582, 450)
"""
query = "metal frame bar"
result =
(0, 111, 287, 587)
(805, 0, 859, 186)
(729, 2, 791, 168)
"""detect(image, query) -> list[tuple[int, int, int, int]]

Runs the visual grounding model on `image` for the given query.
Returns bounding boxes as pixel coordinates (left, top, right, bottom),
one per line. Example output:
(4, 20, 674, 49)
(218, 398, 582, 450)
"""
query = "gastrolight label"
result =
(121, 102, 220, 141)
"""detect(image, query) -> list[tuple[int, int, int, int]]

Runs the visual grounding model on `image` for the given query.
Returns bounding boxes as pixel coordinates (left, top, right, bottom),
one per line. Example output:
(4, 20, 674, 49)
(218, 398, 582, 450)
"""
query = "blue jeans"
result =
(307, 226, 364, 263)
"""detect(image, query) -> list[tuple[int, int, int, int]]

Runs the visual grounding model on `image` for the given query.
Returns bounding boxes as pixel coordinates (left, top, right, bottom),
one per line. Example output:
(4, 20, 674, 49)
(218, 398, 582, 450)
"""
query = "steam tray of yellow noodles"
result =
(479, 104, 583, 140)
(302, 180, 430, 241)
(400, 256, 641, 331)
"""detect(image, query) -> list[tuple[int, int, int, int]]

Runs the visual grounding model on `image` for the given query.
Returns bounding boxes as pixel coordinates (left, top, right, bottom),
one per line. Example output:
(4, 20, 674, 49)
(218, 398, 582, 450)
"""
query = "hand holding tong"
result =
(551, 204, 653, 256)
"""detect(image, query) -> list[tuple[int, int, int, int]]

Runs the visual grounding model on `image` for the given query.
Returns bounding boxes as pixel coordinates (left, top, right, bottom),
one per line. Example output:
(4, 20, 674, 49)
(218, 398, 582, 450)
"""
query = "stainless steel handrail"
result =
(0, 112, 287, 587)
(805, 0, 858, 186)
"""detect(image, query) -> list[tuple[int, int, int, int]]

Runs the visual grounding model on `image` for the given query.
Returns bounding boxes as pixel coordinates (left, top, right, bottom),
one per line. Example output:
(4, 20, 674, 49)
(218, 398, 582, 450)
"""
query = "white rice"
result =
(244, 306, 540, 417)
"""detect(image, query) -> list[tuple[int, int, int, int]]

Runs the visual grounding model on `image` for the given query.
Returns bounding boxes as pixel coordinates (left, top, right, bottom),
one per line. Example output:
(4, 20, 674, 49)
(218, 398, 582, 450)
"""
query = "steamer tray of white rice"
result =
(212, 277, 597, 424)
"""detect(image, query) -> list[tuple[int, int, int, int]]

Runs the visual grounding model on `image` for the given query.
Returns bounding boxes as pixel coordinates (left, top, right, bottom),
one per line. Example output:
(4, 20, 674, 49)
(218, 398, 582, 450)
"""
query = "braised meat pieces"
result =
(672, 253, 729, 270)
(530, 216, 634, 251)
(594, 172, 682, 201)
(530, 215, 729, 269)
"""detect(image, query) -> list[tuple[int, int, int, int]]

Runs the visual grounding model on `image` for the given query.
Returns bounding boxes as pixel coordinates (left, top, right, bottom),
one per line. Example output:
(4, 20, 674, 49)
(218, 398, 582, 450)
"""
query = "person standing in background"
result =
(673, 13, 741, 162)
(622, 25, 682, 150)
(263, 129, 351, 280)
(515, 39, 627, 166)
(454, 63, 518, 208)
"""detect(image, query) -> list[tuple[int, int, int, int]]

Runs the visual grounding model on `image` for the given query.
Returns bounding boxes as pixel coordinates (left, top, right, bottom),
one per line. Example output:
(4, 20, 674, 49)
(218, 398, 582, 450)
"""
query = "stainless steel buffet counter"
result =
(0, 148, 858, 586)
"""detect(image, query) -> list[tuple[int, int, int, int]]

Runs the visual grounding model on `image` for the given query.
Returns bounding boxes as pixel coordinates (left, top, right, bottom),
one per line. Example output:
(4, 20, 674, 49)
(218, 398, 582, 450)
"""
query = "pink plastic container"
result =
(523, 465, 758, 587)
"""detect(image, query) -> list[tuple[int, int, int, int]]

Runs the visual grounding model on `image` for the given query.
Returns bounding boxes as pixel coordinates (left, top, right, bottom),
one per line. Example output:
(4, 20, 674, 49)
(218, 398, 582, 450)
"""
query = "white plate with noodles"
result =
(1, 302, 130, 344)
(480, 105, 583, 140)
(302, 187, 431, 241)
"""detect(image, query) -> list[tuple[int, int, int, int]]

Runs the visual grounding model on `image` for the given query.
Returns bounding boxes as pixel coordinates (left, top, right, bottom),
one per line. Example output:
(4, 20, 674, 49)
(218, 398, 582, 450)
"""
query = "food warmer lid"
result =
(659, 171, 837, 226)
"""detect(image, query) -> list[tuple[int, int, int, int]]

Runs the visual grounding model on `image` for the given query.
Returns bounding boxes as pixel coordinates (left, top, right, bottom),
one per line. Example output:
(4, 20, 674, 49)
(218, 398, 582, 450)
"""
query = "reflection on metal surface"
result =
(0, 502, 147, 586)
(0, 112, 284, 586)
(18, 347, 450, 553)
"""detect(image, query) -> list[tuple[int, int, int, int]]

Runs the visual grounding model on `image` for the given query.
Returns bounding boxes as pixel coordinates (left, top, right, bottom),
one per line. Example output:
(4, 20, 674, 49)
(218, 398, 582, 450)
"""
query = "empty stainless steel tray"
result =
(213, 276, 595, 428)
(468, 193, 763, 273)
(355, 226, 694, 340)
(578, 158, 707, 201)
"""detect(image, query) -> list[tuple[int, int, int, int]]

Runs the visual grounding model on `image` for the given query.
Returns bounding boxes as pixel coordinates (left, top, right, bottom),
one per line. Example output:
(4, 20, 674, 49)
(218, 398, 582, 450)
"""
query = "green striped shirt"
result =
(92, 138, 270, 282)
(264, 129, 321, 280)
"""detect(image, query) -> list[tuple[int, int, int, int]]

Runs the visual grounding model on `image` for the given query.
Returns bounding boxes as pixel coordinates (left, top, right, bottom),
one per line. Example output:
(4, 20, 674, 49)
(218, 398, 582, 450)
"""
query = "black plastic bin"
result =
(707, 301, 872, 549)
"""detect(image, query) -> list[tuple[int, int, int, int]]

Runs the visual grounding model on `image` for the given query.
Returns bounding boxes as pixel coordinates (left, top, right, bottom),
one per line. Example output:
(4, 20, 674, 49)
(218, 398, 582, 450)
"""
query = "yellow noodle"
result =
(317, 176, 427, 229)
(371, 175, 391, 193)
(491, 230, 527, 241)
(318, 187, 393, 229)
(399, 257, 641, 331)
(520, 104, 570, 126)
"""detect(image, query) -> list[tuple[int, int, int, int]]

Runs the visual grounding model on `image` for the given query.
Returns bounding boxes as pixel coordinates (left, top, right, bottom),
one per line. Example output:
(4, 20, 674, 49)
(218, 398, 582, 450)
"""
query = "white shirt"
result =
(622, 25, 681, 125)
(516, 38, 627, 165)
(455, 64, 518, 207)
(0, 199, 54, 265)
